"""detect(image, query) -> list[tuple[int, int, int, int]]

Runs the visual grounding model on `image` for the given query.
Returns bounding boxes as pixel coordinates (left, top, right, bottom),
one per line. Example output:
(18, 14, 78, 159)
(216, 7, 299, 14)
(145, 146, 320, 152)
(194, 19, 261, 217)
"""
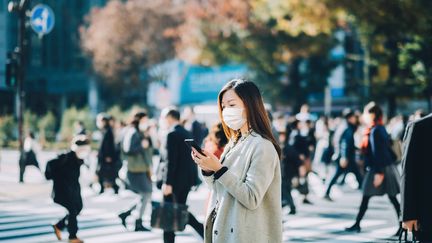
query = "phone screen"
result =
(184, 139, 205, 155)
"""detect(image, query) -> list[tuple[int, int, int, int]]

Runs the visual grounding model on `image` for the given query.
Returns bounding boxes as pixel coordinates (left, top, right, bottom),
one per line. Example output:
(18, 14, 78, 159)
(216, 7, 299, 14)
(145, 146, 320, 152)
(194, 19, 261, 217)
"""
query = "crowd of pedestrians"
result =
(15, 78, 432, 242)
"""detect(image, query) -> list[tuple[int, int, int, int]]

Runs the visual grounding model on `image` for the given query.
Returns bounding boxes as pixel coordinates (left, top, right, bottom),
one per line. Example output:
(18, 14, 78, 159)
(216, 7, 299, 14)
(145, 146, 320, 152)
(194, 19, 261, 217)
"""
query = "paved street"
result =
(0, 150, 401, 243)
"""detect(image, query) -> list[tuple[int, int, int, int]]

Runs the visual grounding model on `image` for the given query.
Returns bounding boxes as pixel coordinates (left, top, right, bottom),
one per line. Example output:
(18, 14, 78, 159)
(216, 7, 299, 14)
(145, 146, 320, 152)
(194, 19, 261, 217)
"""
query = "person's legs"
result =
(56, 215, 68, 230)
(346, 195, 371, 232)
(135, 192, 151, 231)
(285, 179, 296, 214)
(325, 166, 344, 198)
(98, 175, 105, 194)
(67, 203, 83, 240)
(350, 164, 363, 189)
(19, 164, 25, 183)
(388, 195, 403, 236)
(163, 194, 176, 243)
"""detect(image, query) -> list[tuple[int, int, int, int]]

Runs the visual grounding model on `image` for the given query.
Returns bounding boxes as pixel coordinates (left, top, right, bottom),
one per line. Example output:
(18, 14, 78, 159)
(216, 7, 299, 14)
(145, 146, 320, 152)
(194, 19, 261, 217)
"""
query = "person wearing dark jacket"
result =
(46, 135, 90, 243)
(324, 111, 363, 200)
(161, 107, 203, 243)
(401, 114, 432, 241)
(96, 113, 119, 194)
(346, 102, 401, 235)
(282, 122, 303, 215)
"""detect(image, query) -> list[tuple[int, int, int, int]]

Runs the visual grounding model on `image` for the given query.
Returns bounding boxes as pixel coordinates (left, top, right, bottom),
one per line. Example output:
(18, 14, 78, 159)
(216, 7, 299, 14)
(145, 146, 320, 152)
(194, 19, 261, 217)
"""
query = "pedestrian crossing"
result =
(0, 191, 401, 243)
(0, 195, 203, 243)
(0, 150, 403, 243)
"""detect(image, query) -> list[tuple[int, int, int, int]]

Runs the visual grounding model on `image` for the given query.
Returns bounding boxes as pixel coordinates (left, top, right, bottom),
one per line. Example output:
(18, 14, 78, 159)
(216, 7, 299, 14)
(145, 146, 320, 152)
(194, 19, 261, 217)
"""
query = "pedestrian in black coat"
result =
(401, 114, 432, 241)
(96, 114, 119, 194)
(281, 123, 303, 214)
(45, 135, 90, 243)
(161, 107, 203, 243)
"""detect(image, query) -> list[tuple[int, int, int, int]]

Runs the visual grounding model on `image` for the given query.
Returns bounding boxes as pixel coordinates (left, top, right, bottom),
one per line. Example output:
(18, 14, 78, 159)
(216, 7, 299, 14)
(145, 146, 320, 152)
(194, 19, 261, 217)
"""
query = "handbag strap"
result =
(399, 228, 418, 243)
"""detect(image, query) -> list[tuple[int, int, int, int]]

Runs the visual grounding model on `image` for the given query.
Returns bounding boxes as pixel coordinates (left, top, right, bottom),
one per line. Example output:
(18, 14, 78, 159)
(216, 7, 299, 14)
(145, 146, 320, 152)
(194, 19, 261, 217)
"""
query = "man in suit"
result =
(401, 114, 432, 241)
(161, 107, 203, 243)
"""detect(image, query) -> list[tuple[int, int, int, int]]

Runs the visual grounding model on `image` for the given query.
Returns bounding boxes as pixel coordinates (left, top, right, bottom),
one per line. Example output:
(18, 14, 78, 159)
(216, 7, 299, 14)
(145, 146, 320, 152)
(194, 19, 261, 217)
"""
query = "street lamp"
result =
(7, 0, 30, 182)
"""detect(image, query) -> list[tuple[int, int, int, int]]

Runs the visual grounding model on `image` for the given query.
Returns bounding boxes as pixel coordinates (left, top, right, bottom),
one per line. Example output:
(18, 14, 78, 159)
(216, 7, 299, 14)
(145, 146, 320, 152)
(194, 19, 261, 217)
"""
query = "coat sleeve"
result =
(100, 129, 116, 161)
(370, 126, 390, 173)
(400, 122, 420, 221)
(217, 140, 278, 210)
(165, 132, 179, 186)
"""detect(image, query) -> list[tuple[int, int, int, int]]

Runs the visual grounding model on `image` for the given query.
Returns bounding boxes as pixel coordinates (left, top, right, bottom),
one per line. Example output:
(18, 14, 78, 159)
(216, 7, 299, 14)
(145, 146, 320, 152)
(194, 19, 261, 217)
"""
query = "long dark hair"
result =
(218, 79, 281, 158)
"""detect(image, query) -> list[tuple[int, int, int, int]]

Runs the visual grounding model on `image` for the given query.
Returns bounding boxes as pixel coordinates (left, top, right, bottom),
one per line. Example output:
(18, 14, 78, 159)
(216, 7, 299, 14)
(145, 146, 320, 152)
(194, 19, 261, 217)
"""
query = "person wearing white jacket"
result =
(192, 79, 282, 243)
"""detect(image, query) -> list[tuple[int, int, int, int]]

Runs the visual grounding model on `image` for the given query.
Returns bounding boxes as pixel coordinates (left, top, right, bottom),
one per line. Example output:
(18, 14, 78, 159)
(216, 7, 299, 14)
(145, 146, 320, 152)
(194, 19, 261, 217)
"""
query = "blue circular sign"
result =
(30, 4, 55, 35)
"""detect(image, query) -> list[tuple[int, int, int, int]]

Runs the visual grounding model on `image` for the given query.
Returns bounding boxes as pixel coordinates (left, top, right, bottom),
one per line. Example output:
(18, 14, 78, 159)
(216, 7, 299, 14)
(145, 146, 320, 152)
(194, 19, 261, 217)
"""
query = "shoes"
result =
(118, 211, 131, 228)
(323, 194, 333, 202)
(345, 223, 361, 233)
(303, 198, 313, 205)
(52, 225, 62, 240)
(68, 237, 84, 243)
(289, 208, 296, 215)
(134, 219, 151, 232)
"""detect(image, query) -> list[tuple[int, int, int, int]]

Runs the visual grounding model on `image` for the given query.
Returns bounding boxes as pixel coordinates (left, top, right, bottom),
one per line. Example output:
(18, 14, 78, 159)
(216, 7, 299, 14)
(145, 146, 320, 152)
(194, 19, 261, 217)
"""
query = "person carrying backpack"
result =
(45, 135, 91, 243)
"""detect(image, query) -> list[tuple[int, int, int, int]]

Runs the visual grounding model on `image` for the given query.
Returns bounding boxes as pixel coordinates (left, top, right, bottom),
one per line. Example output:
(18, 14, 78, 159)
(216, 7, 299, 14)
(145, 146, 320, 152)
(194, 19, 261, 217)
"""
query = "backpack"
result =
(45, 154, 66, 180)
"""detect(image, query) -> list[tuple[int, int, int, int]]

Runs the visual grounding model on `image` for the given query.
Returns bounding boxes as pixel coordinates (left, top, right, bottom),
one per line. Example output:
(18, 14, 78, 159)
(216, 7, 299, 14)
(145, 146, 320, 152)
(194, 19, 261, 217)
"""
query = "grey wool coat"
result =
(203, 132, 282, 243)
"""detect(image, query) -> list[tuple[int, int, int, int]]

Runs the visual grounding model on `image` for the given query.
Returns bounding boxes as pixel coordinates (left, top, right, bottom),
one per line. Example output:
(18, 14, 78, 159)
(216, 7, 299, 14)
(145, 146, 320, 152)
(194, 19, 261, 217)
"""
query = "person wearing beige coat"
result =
(192, 79, 282, 243)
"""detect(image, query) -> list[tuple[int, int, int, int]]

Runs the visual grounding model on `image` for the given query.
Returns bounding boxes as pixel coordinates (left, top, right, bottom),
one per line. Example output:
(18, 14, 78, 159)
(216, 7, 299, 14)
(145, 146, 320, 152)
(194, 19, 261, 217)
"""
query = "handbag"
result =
(399, 228, 418, 243)
(151, 194, 189, 232)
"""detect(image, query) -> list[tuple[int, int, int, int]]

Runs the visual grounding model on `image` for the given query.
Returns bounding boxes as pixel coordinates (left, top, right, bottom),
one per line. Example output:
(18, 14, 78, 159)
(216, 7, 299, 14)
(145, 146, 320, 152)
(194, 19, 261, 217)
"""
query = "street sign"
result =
(30, 4, 55, 36)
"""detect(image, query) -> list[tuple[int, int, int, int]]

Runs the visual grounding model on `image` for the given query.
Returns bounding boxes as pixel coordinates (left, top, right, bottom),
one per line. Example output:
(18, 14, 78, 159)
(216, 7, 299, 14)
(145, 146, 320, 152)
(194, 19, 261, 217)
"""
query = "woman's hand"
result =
(192, 148, 222, 172)
(373, 173, 384, 188)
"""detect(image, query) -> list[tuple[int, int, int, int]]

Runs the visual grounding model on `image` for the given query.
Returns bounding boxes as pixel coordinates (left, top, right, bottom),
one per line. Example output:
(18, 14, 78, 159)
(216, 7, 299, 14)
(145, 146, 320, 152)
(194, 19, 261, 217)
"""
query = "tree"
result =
(327, 0, 432, 115)
(173, 0, 339, 109)
(80, 0, 183, 104)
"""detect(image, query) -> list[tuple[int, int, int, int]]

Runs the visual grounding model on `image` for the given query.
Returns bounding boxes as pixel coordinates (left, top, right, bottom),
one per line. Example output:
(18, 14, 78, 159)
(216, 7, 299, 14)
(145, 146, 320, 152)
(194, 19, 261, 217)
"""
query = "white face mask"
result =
(222, 107, 246, 130)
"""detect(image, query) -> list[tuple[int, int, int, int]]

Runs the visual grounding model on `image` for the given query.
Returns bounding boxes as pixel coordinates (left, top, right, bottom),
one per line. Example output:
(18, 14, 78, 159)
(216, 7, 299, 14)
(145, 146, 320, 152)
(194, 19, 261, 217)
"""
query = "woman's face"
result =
(221, 89, 245, 113)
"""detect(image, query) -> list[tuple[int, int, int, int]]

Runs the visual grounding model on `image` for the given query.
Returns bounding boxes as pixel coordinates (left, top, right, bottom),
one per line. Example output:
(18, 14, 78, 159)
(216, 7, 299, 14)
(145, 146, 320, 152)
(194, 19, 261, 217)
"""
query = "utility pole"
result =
(8, 0, 30, 181)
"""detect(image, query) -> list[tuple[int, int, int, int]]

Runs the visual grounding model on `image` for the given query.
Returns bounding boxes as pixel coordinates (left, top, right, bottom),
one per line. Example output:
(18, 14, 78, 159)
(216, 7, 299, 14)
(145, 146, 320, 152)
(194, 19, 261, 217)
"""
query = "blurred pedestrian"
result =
(193, 79, 282, 243)
(118, 111, 153, 232)
(73, 121, 86, 136)
(346, 102, 401, 235)
(282, 122, 303, 215)
(401, 113, 432, 241)
(289, 119, 313, 204)
(183, 106, 208, 147)
(96, 113, 119, 194)
(313, 115, 333, 180)
(203, 123, 228, 159)
(161, 107, 204, 243)
(46, 135, 90, 243)
(19, 131, 42, 183)
(324, 110, 362, 201)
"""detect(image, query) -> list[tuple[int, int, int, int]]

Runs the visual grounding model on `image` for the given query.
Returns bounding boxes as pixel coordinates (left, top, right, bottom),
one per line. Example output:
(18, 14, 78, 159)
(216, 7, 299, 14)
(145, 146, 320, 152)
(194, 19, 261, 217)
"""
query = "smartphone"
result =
(184, 139, 205, 155)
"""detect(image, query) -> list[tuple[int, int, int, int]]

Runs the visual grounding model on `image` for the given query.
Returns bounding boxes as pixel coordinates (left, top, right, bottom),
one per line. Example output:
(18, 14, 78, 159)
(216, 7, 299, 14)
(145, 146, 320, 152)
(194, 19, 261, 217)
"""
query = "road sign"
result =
(30, 4, 55, 35)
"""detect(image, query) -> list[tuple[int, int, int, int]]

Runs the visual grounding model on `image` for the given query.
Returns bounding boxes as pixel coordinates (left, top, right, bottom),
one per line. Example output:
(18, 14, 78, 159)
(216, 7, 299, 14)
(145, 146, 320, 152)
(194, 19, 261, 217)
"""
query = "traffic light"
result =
(5, 51, 17, 88)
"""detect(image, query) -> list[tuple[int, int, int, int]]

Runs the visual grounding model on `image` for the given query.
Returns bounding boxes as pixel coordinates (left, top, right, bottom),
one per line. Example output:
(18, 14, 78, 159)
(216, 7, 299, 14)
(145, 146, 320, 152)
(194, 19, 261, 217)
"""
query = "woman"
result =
(192, 79, 282, 243)
(345, 102, 401, 234)
(118, 111, 153, 232)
